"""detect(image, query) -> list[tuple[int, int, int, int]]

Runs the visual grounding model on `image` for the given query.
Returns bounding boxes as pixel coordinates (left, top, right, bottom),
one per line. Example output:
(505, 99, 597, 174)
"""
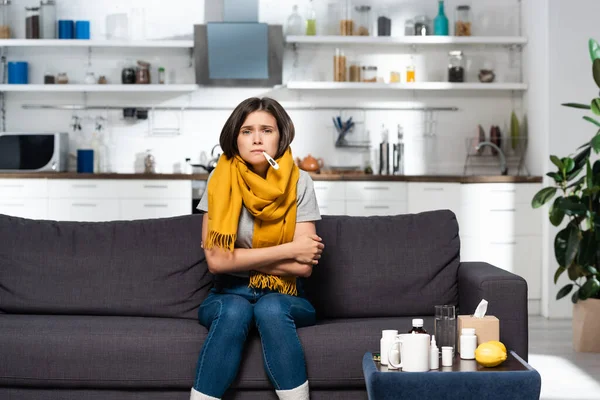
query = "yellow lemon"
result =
(475, 342, 507, 367)
(486, 340, 507, 354)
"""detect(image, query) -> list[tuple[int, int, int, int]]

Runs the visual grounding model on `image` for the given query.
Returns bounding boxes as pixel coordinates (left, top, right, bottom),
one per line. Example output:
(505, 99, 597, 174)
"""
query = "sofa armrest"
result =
(458, 261, 529, 361)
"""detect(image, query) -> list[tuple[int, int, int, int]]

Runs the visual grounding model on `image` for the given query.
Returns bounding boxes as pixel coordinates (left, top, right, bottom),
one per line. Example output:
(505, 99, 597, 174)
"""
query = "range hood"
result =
(194, 0, 283, 87)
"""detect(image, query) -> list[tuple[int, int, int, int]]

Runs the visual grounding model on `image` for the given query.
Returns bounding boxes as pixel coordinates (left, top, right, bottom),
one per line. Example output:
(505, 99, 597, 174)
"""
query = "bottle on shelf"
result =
(393, 124, 404, 175)
(0, 0, 12, 39)
(285, 4, 305, 36)
(434, 0, 449, 36)
(333, 48, 347, 82)
(406, 56, 416, 82)
(305, 0, 317, 36)
(378, 124, 389, 175)
(408, 318, 428, 334)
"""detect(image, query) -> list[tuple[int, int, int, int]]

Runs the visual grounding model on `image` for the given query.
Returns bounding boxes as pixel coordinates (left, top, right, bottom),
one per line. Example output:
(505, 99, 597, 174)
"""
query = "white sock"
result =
(275, 380, 310, 400)
(190, 388, 220, 400)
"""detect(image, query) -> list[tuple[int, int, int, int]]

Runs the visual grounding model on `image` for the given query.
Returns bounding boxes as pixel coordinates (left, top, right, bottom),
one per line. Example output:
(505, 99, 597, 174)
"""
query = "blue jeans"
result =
(193, 275, 316, 398)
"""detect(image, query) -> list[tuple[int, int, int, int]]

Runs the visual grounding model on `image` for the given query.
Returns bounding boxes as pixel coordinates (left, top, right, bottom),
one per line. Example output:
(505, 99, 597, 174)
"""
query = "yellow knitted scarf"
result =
(205, 148, 300, 295)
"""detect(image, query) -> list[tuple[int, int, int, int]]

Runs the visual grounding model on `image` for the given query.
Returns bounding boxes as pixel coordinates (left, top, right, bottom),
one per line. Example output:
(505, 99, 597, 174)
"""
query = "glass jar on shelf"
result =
(377, 7, 391, 36)
(414, 15, 430, 36)
(56, 72, 69, 84)
(333, 48, 347, 82)
(305, 0, 316, 35)
(339, 0, 353, 36)
(354, 5, 371, 36)
(349, 60, 361, 82)
(136, 60, 151, 84)
(455, 5, 472, 36)
(362, 66, 377, 82)
(40, 0, 56, 39)
(404, 18, 415, 36)
(406, 57, 416, 82)
(448, 50, 465, 82)
(0, 0, 11, 39)
(25, 6, 40, 39)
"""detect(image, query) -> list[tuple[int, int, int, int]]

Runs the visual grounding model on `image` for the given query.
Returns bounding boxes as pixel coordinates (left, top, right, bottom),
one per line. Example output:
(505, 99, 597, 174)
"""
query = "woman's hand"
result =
(290, 234, 324, 264)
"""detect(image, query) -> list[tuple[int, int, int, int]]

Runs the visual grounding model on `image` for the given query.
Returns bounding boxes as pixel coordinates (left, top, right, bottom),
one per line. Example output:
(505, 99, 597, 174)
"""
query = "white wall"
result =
(4, 0, 525, 176)
(525, 0, 600, 319)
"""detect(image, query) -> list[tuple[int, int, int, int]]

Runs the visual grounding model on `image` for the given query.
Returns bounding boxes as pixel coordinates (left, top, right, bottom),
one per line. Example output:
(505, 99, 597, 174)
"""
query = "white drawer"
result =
(0, 179, 47, 198)
(461, 183, 542, 207)
(120, 199, 191, 220)
(407, 182, 461, 215)
(48, 180, 119, 199)
(48, 199, 120, 221)
(346, 200, 407, 217)
(459, 203, 541, 237)
(0, 198, 48, 219)
(119, 180, 191, 199)
(317, 200, 345, 216)
(345, 182, 407, 202)
(312, 181, 346, 202)
(484, 237, 542, 300)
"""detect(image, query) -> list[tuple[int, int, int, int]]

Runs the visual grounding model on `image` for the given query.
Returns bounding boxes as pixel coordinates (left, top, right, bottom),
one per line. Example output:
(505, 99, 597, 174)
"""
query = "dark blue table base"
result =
(362, 351, 541, 400)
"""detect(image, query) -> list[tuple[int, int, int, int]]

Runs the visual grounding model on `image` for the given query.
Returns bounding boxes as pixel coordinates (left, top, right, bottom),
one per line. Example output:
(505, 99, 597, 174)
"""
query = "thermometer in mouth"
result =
(262, 151, 280, 170)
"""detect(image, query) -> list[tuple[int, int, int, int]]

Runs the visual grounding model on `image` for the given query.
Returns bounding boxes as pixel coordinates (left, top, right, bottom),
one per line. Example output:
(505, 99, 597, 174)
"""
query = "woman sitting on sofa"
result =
(191, 97, 324, 400)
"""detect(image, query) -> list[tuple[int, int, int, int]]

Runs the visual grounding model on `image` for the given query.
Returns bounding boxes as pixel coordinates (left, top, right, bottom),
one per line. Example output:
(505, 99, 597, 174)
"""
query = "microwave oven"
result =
(0, 132, 69, 172)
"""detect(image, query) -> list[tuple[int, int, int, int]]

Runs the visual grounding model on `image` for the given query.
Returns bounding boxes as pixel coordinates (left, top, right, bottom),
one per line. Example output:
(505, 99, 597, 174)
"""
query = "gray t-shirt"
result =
(197, 169, 321, 277)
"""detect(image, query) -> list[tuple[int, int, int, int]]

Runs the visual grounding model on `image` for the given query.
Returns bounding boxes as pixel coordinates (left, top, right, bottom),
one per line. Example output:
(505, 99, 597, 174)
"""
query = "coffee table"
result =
(362, 351, 541, 400)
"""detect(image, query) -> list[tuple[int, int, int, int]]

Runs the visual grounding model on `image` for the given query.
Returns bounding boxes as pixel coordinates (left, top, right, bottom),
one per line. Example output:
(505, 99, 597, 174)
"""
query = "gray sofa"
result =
(0, 210, 529, 400)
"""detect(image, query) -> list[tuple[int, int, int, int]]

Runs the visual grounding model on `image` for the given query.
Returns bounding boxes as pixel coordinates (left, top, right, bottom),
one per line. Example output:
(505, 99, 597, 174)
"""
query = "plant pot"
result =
(572, 298, 600, 352)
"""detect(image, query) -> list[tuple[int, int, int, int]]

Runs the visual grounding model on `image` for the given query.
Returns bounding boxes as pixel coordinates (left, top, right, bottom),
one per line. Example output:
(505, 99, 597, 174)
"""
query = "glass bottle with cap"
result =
(0, 0, 12, 39)
(408, 318, 428, 334)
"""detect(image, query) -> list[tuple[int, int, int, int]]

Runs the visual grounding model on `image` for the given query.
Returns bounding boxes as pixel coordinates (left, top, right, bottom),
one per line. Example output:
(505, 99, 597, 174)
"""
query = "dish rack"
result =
(463, 136, 529, 176)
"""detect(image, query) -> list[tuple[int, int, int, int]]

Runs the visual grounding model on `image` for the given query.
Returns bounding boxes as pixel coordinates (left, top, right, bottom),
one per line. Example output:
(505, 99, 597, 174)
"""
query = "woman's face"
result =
(236, 111, 280, 177)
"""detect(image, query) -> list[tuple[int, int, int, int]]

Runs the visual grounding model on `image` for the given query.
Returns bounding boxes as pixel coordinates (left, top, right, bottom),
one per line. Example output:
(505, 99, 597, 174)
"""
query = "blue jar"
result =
(58, 20, 74, 39)
(75, 20, 90, 39)
(8, 62, 28, 84)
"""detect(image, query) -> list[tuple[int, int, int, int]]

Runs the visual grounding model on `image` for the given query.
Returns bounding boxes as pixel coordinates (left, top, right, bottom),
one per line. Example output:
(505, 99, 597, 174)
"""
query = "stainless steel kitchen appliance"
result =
(0, 132, 69, 172)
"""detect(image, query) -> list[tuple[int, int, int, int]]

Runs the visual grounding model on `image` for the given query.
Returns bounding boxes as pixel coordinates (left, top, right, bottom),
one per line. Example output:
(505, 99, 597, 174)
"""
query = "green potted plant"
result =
(531, 38, 600, 352)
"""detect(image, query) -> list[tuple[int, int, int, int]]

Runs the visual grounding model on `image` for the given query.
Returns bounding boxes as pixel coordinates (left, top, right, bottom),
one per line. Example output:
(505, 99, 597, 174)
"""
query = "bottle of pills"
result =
(460, 328, 477, 360)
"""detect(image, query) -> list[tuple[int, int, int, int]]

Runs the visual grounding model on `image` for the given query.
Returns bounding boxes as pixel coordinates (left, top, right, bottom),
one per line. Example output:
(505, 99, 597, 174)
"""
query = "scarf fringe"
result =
(205, 231, 236, 252)
(249, 272, 298, 296)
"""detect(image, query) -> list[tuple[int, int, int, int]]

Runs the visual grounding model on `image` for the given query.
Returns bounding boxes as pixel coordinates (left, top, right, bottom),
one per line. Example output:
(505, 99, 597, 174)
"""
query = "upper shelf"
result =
(285, 81, 528, 91)
(0, 39, 194, 48)
(285, 35, 527, 46)
(0, 84, 199, 92)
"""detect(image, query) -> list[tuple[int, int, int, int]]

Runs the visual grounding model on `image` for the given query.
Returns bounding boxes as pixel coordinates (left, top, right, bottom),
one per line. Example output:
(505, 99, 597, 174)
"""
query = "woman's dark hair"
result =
(219, 97, 295, 160)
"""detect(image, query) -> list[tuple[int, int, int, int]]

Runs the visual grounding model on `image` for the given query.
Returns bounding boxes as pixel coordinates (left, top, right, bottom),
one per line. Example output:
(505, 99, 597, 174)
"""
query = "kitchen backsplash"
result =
(4, 0, 527, 176)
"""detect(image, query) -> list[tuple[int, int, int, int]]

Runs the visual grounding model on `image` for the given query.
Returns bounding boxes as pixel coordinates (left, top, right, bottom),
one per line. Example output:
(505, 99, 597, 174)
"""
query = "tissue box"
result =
(457, 315, 500, 353)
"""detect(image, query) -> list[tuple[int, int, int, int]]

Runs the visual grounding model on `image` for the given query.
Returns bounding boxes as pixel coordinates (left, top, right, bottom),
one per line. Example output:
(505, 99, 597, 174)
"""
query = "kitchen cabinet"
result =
(0, 179, 48, 219)
(459, 183, 542, 301)
(407, 182, 461, 221)
(48, 180, 120, 199)
(48, 198, 120, 222)
(46, 179, 191, 221)
(345, 181, 407, 217)
(120, 199, 190, 221)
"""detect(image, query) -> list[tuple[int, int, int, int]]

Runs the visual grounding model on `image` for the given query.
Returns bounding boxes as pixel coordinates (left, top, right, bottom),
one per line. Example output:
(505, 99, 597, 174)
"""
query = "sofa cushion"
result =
(0, 214, 212, 319)
(307, 210, 460, 319)
(0, 314, 427, 390)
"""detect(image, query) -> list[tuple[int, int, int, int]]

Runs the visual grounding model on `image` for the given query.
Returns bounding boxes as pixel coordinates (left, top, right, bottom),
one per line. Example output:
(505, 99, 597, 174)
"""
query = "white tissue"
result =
(473, 299, 488, 318)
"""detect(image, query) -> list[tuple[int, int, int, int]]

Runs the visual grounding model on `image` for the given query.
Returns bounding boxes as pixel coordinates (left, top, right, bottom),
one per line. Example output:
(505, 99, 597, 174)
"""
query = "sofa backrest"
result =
(0, 214, 211, 319)
(305, 210, 460, 319)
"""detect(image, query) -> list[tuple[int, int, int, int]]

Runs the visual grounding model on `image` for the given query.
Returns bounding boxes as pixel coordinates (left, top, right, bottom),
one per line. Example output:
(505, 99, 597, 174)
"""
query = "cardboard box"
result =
(457, 315, 500, 353)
